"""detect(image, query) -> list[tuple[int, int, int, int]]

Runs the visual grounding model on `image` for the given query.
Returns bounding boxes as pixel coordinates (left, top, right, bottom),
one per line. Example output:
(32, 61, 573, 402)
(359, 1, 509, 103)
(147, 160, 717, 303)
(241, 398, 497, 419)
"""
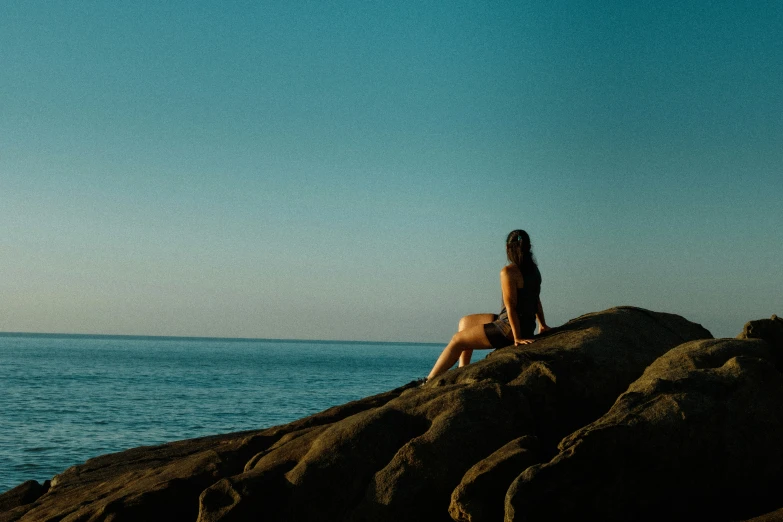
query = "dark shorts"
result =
(483, 315, 535, 349)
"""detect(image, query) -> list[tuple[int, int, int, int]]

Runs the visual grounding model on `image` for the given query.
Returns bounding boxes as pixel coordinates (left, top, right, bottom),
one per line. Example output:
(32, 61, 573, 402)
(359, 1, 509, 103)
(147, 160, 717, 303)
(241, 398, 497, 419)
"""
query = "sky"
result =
(1, 1, 781, 342)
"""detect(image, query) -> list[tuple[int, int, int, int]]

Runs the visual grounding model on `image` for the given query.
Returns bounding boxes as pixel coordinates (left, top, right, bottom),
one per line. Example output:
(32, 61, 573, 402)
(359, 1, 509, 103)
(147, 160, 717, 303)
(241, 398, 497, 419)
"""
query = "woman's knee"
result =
(458, 315, 472, 331)
(459, 313, 494, 331)
(450, 330, 470, 349)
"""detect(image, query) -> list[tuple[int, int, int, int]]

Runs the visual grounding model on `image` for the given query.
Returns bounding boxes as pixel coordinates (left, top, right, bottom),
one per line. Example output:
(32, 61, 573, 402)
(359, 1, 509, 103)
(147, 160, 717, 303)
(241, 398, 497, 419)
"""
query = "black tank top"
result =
(497, 264, 541, 331)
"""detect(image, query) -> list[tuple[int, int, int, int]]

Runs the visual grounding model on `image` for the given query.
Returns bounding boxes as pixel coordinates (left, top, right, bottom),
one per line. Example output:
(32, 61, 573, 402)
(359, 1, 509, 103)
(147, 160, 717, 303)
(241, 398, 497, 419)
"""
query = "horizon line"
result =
(0, 331, 443, 347)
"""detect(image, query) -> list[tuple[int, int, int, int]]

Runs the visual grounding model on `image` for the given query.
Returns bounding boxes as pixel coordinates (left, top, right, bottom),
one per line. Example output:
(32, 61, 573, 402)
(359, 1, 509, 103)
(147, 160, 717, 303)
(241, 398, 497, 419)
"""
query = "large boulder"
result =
(197, 306, 710, 522)
(738, 314, 783, 354)
(1, 307, 713, 522)
(506, 333, 783, 521)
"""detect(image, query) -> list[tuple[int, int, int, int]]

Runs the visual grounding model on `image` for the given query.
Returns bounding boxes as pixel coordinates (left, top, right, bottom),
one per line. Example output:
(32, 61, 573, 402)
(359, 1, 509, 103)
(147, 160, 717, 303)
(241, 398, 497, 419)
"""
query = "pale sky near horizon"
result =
(2, 1, 781, 342)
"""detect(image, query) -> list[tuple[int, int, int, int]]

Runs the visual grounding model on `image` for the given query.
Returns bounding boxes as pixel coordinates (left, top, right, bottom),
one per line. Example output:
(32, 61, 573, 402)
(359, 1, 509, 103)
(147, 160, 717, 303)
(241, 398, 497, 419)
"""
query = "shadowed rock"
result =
(744, 508, 783, 522)
(506, 334, 783, 521)
(449, 436, 541, 522)
(0, 482, 49, 521)
(738, 314, 783, 356)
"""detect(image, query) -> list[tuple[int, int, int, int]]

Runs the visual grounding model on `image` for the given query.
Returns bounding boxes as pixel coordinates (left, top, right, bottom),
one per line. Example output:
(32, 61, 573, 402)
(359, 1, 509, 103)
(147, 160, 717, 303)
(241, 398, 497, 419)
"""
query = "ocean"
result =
(0, 333, 487, 493)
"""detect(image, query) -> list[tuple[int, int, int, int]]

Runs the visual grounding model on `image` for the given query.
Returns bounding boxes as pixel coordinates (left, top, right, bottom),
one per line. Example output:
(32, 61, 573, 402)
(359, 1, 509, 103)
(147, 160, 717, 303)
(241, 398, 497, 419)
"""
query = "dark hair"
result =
(506, 229, 536, 270)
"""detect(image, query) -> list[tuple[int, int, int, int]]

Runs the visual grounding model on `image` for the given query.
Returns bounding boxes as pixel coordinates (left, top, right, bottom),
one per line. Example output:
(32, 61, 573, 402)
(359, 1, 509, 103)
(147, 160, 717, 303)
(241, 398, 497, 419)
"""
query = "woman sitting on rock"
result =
(425, 229, 549, 381)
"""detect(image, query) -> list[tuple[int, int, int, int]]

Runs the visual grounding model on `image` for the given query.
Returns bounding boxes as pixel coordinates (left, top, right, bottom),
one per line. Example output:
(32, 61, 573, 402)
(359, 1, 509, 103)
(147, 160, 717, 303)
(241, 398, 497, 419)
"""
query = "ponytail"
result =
(506, 229, 537, 270)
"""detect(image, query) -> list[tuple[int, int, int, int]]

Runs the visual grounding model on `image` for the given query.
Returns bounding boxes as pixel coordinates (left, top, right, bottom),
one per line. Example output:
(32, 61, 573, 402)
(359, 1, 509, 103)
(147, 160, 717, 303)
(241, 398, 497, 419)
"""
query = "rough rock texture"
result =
(739, 314, 783, 353)
(0, 482, 49, 520)
(0, 389, 404, 522)
(745, 509, 783, 522)
(11, 307, 783, 522)
(506, 315, 783, 522)
(449, 435, 541, 522)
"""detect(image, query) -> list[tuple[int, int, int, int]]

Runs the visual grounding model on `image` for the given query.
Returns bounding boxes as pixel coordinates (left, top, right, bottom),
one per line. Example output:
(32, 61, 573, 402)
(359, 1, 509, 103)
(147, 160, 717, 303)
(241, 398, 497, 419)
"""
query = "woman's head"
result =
(506, 229, 534, 267)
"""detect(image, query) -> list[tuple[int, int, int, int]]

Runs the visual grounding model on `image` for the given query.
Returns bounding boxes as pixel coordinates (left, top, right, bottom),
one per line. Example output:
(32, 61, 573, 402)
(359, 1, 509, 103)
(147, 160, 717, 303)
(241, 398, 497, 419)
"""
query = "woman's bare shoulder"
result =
(500, 264, 522, 278)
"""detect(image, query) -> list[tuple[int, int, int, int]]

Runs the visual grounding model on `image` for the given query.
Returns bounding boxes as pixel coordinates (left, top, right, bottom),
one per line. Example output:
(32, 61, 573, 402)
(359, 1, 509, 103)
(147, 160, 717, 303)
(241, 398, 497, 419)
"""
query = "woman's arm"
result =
(536, 298, 550, 334)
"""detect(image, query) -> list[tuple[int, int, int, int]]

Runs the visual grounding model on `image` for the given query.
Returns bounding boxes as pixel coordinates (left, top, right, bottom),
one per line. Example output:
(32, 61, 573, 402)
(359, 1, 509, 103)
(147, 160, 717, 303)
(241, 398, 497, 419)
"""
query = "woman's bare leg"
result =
(457, 313, 496, 366)
(427, 322, 494, 380)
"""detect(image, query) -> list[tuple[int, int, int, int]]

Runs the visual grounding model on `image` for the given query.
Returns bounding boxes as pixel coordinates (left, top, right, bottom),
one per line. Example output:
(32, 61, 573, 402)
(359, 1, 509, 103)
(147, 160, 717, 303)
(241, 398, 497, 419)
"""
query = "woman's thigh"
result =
(458, 313, 497, 331)
(454, 323, 494, 350)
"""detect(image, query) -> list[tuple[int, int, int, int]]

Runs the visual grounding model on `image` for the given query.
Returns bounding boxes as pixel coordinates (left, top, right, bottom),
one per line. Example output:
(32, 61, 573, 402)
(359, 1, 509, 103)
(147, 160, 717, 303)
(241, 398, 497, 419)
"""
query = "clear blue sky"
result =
(2, 1, 781, 341)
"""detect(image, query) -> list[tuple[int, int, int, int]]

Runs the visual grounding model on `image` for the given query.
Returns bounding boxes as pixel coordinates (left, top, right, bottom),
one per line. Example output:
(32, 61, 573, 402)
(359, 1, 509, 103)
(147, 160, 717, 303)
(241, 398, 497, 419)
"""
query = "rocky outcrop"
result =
(507, 315, 783, 521)
(4, 308, 783, 522)
(0, 482, 49, 521)
(0, 389, 406, 522)
(449, 435, 541, 522)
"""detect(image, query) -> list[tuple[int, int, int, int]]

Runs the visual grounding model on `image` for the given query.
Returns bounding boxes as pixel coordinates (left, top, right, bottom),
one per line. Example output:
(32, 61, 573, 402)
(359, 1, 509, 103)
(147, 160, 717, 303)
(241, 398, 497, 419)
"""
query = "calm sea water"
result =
(0, 333, 487, 493)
